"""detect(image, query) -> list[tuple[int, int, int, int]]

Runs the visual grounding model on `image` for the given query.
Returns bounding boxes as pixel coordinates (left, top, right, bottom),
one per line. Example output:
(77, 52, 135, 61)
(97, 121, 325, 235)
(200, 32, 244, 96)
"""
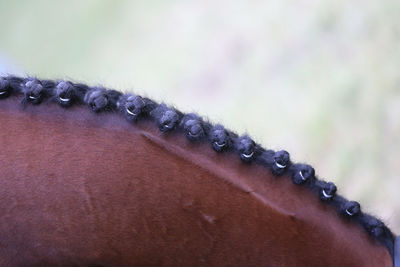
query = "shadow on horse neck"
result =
(0, 87, 394, 266)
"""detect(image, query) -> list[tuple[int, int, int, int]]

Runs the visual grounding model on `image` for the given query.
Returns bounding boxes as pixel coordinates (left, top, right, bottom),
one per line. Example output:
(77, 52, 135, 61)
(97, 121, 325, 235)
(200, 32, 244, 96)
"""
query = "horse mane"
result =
(0, 75, 395, 259)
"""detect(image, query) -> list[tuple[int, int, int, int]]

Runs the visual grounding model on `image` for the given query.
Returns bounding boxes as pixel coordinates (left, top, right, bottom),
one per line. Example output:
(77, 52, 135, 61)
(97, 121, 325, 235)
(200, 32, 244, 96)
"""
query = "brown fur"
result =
(0, 96, 392, 266)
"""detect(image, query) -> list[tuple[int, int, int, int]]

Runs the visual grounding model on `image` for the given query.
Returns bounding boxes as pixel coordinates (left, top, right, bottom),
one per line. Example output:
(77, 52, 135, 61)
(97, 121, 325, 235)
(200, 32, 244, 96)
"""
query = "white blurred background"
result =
(0, 0, 399, 232)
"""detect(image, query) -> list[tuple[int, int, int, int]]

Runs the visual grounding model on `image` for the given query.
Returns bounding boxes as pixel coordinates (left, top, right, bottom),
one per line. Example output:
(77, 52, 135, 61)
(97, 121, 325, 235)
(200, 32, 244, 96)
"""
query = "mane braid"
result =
(0, 75, 395, 260)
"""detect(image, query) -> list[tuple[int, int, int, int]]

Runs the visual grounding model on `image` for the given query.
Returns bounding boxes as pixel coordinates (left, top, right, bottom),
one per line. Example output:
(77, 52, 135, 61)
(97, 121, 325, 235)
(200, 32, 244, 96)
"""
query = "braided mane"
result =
(0, 75, 395, 258)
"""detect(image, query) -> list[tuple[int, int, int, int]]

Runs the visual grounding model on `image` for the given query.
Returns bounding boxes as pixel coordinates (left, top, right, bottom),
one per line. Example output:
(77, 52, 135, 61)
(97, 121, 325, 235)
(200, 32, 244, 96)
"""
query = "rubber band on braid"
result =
(272, 150, 290, 175)
(0, 77, 11, 99)
(210, 124, 233, 152)
(150, 104, 181, 132)
(118, 94, 147, 121)
(317, 181, 337, 201)
(257, 149, 290, 176)
(290, 163, 315, 185)
(54, 81, 79, 107)
(236, 135, 259, 163)
(180, 113, 207, 141)
(341, 200, 361, 217)
(21, 78, 53, 105)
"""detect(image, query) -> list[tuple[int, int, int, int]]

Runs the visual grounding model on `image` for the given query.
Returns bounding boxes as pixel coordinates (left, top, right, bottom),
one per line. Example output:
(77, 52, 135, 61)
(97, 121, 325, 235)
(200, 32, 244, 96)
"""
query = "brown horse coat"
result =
(0, 95, 393, 266)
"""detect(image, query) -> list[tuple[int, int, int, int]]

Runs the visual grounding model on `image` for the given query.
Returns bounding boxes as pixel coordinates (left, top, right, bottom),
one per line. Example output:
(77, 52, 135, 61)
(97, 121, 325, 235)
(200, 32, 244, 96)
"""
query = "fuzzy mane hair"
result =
(0, 75, 396, 259)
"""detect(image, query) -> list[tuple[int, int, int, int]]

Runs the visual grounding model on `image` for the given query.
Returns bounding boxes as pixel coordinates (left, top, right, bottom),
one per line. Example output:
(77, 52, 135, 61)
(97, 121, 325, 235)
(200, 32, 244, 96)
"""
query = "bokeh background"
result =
(0, 1, 399, 232)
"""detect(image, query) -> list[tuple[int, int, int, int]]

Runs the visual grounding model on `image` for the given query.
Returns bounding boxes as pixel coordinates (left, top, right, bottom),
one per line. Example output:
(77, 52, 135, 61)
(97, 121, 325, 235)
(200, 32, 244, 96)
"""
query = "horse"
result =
(0, 75, 398, 266)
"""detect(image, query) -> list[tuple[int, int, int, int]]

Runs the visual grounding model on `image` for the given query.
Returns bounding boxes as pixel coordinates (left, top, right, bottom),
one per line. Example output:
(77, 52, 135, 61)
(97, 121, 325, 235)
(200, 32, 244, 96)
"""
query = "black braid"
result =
(118, 94, 147, 121)
(236, 135, 259, 163)
(0, 77, 12, 99)
(341, 200, 361, 217)
(180, 113, 208, 141)
(317, 181, 337, 201)
(53, 81, 86, 107)
(84, 87, 122, 112)
(21, 78, 54, 105)
(150, 104, 182, 132)
(0, 75, 395, 259)
(289, 163, 315, 185)
(209, 124, 235, 152)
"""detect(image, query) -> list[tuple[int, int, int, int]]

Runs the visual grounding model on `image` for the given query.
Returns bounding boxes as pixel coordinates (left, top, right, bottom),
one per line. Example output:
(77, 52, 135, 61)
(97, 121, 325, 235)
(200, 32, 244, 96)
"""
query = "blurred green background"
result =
(0, 0, 399, 232)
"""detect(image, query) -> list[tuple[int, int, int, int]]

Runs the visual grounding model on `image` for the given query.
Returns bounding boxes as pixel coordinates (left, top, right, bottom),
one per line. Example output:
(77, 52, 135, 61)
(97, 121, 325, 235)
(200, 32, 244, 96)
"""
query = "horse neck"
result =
(0, 96, 392, 266)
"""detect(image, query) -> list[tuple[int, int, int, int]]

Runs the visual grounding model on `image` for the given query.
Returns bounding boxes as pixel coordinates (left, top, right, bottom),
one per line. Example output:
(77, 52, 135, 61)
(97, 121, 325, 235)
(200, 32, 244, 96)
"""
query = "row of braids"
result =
(0, 75, 395, 258)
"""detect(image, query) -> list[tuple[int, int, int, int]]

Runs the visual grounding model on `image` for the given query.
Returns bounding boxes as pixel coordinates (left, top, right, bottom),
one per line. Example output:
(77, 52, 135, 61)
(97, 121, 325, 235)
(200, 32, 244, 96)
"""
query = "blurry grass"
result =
(0, 0, 399, 232)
